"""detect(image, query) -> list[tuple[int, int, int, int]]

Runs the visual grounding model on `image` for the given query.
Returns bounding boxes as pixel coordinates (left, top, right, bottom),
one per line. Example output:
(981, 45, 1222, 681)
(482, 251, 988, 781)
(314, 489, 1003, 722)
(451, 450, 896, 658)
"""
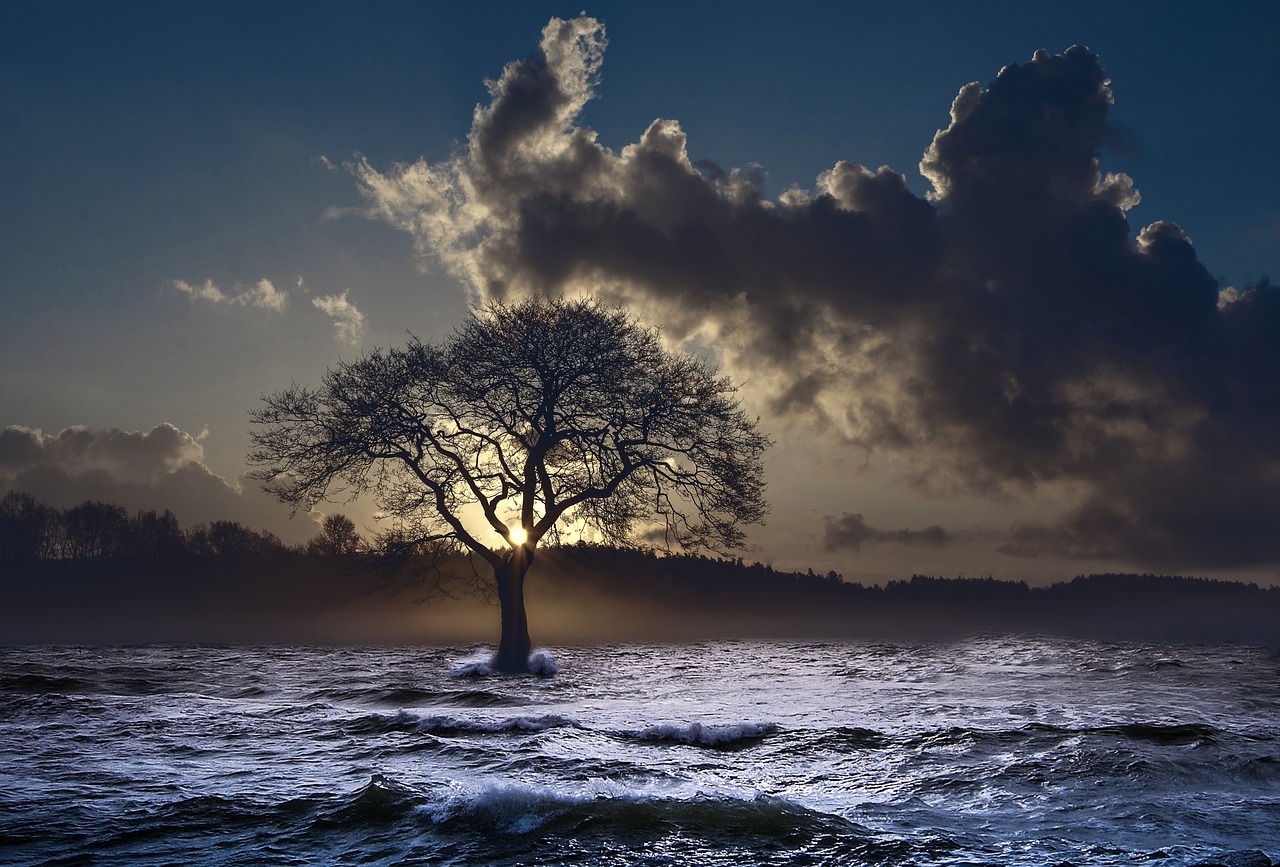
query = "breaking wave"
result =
(449, 648, 558, 678)
(622, 721, 779, 748)
(346, 710, 579, 737)
(4, 640, 1278, 866)
(421, 778, 868, 842)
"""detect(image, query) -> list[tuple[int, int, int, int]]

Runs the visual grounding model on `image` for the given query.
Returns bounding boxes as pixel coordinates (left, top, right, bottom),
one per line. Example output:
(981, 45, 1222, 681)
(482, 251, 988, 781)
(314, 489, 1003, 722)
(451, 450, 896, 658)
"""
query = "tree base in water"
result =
(490, 644, 533, 674)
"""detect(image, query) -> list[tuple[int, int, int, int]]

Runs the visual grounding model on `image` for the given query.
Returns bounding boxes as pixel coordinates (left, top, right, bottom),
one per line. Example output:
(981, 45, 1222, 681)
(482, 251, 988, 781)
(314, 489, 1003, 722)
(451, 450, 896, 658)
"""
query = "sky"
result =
(2, 1, 1278, 585)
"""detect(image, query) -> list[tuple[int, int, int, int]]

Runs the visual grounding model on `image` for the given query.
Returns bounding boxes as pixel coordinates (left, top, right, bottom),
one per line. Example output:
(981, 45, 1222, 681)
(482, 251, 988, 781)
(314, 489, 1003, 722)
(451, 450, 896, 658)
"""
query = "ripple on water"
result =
(1, 638, 1278, 866)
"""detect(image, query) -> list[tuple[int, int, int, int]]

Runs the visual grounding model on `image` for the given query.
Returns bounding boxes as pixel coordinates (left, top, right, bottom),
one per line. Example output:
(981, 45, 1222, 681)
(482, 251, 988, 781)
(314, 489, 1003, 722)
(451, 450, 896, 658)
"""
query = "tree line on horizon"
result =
(0, 491, 361, 562)
(560, 542, 1276, 601)
(550, 545, 1278, 645)
(4, 490, 1276, 614)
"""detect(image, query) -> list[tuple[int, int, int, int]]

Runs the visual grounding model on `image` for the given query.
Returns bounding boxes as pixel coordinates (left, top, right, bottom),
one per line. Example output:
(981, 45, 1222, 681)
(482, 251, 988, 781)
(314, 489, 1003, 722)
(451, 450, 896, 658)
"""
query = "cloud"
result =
(171, 278, 228, 304)
(172, 275, 369, 344)
(172, 277, 289, 311)
(312, 290, 367, 344)
(242, 278, 289, 312)
(822, 512, 952, 552)
(0, 424, 314, 541)
(349, 18, 1280, 570)
(0, 423, 204, 483)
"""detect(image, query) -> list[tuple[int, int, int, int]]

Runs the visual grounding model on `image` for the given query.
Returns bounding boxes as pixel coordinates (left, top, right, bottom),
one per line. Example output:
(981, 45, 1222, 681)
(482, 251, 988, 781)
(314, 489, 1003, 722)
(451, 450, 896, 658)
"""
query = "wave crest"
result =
(423, 782, 863, 840)
(347, 710, 578, 737)
(624, 721, 778, 748)
(449, 649, 557, 679)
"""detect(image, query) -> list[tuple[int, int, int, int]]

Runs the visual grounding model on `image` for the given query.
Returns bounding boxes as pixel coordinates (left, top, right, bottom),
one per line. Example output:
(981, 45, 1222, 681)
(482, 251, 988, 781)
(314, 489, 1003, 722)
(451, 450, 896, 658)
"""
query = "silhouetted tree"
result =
(250, 296, 770, 671)
(0, 491, 58, 561)
(184, 523, 216, 557)
(125, 509, 187, 558)
(61, 500, 129, 560)
(204, 520, 286, 556)
(307, 514, 361, 555)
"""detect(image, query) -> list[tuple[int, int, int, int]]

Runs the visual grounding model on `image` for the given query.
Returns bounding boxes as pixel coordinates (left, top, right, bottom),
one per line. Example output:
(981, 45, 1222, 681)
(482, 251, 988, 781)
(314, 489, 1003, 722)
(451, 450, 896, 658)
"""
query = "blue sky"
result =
(2, 2, 1277, 582)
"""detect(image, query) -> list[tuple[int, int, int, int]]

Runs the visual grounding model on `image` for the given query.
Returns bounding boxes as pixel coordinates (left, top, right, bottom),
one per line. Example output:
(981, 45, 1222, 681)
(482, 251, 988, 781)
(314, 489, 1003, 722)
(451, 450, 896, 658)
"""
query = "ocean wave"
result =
(1095, 722, 1219, 745)
(423, 781, 866, 841)
(305, 685, 519, 708)
(94, 793, 279, 847)
(621, 721, 778, 748)
(904, 721, 1227, 750)
(346, 710, 579, 737)
(0, 669, 174, 697)
(75, 777, 876, 859)
(449, 649, 558, 679)
(0, 673, 94, 694)
(528, 649, 558, 675)
(307, 685, 443, 705)
(449, 659, 495, 678)
(815, 726, 891, 750)
(311, 773, 425, 826)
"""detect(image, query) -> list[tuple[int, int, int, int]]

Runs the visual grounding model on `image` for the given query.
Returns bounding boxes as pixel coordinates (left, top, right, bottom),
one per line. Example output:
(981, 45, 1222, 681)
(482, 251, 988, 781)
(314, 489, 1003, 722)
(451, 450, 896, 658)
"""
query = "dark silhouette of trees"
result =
(0, 491, 59, 561)
(2, 488, 1277, 645)
(200, 520, 287, 557)
(0, 493, 335, 563)
(61, 501, 130, 560)
(249, 296, 771, 671)
(307, 514, 361, 556)
(125, 509, 186, 558)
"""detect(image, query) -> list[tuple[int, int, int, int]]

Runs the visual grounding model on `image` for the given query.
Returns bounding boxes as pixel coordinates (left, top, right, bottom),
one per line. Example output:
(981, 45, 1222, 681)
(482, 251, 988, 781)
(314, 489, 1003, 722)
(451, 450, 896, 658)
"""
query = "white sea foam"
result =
(422, 781, 590, 833)
(449, 659, 493, 678)
(409, 712, 578, 735)
(448, 649, 494, 678)
(419, 779, 799, 835)
(11, 639, 1278, 865)
(349, 709, 580, 736)
(449, 649, 558, 678)
(528, 649, 557, 676)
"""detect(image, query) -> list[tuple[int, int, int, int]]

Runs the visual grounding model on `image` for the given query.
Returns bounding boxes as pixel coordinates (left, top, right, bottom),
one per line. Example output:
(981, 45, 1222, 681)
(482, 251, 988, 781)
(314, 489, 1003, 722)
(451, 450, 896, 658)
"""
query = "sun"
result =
(509, 525, 528, 546)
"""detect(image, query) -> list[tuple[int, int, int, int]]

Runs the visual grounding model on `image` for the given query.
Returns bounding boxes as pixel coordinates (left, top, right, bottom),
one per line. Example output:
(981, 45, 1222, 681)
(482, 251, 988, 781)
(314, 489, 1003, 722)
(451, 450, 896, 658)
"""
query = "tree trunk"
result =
(491, 546, 533, 673)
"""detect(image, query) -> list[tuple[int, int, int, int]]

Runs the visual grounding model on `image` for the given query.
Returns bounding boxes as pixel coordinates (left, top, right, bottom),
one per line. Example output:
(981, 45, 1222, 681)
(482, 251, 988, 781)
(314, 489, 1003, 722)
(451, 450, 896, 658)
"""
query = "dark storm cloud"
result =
(822, 512, 952, 553)
(0, 423, 205, 482)
(0, 424, 311, 537)
(353, 18, 1280, 569)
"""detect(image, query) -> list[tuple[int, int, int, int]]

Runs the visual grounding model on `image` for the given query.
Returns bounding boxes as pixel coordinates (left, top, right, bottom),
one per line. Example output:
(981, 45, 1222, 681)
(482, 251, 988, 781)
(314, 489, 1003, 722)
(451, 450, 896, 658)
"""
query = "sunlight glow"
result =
(509, 525, 528, 546)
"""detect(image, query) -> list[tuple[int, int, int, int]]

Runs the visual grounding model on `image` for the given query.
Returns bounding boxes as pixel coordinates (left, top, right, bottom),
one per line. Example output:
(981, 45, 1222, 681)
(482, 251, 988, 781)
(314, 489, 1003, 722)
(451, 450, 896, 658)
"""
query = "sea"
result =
(1, 636, 1277, 866)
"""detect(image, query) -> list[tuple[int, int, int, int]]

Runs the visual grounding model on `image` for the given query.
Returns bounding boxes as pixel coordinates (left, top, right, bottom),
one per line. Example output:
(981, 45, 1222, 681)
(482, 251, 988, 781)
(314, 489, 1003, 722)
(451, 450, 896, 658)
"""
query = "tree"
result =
(307, 514, 362, 556)
(203, 520, 287, 557)
(61, 500, 129, 560)
(249, 296, 770, 672)
(125, 509, 187, 558)
(0, 491, 58, 562)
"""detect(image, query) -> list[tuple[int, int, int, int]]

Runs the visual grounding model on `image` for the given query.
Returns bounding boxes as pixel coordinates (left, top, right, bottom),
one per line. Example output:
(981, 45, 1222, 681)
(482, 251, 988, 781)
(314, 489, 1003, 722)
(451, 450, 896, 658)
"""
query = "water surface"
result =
(2, 637, 1277, 865)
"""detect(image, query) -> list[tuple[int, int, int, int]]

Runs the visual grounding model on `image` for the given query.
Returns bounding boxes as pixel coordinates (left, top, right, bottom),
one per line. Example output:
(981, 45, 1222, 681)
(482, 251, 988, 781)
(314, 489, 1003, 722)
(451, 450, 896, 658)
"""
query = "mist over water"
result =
(2, 637, 1278, 866)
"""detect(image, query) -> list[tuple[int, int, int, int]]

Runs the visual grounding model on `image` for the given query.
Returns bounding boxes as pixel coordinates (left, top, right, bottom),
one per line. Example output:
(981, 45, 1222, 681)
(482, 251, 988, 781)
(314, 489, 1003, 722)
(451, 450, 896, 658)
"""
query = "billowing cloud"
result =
(0, 424, 314, 541)
(172, 277, 288, 311)
(0, 423, 204, 484)
(312, 290, 367, 344)
(822, 512, 952, 552)
(349, 17, 1280, 570)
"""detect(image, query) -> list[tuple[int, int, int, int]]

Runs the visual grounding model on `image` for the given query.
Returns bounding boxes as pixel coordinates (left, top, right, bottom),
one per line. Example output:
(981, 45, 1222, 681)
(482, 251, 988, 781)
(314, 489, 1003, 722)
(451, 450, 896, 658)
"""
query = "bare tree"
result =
(61, 500, 129, 561)
(249, 296, 770, 671)
(307, 514, 362, 556)
(0, 491, 59, 562)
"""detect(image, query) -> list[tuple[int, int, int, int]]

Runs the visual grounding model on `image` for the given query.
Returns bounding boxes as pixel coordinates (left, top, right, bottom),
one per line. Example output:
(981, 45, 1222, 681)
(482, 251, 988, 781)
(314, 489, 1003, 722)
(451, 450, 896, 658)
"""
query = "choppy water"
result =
(1, 637, 1278, 866)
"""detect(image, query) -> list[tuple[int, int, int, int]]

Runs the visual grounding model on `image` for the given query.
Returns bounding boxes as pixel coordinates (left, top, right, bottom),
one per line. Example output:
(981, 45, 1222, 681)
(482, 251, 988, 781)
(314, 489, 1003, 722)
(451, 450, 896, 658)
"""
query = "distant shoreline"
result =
(2, 548, 1277, 648)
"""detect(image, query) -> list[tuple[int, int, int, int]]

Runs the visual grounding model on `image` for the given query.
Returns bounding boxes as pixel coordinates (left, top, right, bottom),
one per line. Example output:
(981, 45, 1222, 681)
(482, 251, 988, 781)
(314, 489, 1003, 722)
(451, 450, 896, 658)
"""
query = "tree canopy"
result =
(249, 295, 770, 670)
